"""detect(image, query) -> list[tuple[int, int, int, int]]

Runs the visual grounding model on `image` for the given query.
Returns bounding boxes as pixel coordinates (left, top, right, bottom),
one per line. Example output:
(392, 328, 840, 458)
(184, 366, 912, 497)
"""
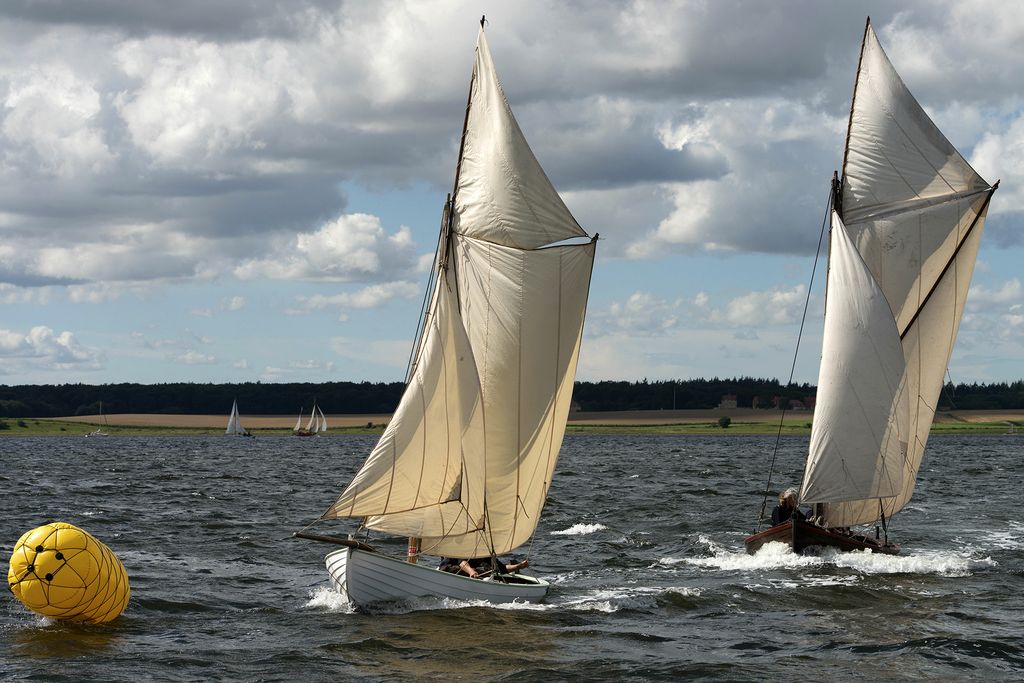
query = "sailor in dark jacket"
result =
(770, 487, 807, 526)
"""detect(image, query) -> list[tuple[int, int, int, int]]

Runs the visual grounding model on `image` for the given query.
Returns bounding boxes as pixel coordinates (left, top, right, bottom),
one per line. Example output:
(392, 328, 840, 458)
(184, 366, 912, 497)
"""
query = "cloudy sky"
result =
(0, 0, 1021, 388)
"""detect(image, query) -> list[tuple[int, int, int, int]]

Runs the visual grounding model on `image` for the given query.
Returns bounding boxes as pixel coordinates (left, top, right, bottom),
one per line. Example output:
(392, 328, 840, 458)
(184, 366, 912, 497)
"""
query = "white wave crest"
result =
(304, 586, 356, 613)
(558, 585, 702, 613)
(686, 540, 823, 571)
(831, 549, 995, 576)
(550, 523, 607, 536)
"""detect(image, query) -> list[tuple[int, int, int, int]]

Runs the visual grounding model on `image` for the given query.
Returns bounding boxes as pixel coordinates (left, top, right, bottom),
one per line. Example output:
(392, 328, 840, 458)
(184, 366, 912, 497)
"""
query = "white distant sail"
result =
(799, 21, 997, 528)
(225, 399, 247, 436)
(317, 406, 327, 433)
(293, 412, 302, 432)
(314, 22, 596, 604)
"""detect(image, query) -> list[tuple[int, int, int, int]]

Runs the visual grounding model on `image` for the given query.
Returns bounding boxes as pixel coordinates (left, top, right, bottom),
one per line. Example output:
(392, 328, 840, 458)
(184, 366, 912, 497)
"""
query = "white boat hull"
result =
(325, 547, 548, 607)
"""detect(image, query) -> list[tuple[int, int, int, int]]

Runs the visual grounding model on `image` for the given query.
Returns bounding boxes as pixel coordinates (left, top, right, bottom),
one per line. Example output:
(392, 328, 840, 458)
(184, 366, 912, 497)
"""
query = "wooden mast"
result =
(406, 16, 486, 564)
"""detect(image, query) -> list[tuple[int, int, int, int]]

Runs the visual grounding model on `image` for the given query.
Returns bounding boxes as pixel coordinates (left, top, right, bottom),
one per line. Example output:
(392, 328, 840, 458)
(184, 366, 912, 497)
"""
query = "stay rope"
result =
(756, 186, 832, 531)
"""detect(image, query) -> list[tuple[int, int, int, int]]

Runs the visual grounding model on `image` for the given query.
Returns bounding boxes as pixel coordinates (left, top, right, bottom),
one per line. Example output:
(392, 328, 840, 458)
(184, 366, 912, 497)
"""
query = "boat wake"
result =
(675, 535, 994, 576)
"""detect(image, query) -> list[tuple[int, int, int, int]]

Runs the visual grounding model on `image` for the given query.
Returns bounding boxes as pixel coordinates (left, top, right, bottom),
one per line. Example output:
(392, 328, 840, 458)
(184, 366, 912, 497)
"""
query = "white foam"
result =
(685, 540, 823, 571)
(831, 548, 995, 576)
(556, 585, 702, 613)
(964, 522, 1024, 551)
(681, 535, 994, 576)
(550, 523, 607, 536)
(303, 585, 356, 613)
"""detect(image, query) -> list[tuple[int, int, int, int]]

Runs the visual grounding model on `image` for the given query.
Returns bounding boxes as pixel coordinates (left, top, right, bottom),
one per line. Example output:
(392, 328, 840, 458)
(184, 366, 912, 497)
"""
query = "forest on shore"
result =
(1, 378, 1022, 418)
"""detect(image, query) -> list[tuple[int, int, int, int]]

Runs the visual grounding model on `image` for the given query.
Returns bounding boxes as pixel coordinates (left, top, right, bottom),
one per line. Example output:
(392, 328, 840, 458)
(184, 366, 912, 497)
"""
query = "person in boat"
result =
(770, 487, 807, 526)
(438, 556, 529, 578)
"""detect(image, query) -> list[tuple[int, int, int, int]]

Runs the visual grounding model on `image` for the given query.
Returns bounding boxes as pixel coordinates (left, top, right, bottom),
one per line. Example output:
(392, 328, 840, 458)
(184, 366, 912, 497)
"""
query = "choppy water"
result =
(2, 434, 1022, 681)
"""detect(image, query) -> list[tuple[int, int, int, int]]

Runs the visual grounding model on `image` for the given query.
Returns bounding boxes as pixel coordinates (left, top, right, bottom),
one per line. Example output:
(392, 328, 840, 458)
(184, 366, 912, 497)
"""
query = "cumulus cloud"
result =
(235, 213, 416, 282)
(295, 282, 420, 318)
(0, 0, 1018, 292)
(2, 64, 114, 177)
(0, 1, 1020, 384)
(0, 325, 103, 372)
(599, 292, 682, 335)
(718, 285, 808, 326)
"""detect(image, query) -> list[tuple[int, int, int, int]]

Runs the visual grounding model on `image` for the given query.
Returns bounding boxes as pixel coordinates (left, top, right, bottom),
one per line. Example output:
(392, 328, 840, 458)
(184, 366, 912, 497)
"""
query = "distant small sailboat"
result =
(293, 403, 326, 437)
(295, 17, 597, 608)
(746, 18, 998, 556)
(225, 399, 252, 437)
(85, 401, 109, 437)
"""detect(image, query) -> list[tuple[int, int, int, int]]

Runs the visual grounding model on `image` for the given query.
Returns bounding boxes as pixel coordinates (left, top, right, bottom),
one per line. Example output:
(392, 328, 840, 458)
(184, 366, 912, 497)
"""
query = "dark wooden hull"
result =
(744, 519, 899, 555)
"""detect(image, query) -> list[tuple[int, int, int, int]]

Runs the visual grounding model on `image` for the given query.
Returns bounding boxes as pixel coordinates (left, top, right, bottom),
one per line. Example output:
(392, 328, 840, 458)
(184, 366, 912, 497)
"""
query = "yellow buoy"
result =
(7, 522, 130, 623)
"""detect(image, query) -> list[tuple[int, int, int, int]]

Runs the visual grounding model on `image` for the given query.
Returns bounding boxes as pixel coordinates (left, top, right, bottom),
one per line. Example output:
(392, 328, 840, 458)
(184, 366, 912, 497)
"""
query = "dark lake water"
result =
(2, 433, 1023, 681)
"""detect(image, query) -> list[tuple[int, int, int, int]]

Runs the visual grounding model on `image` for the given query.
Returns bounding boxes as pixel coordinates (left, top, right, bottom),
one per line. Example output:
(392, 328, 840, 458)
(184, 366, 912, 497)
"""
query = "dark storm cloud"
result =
(0, 0, 340, 39)
(538, 124, 728, 191)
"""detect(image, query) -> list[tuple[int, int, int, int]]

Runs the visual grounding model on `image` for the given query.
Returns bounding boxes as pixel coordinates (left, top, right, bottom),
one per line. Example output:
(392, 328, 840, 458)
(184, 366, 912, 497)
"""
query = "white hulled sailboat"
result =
(296, 18, 597, 607)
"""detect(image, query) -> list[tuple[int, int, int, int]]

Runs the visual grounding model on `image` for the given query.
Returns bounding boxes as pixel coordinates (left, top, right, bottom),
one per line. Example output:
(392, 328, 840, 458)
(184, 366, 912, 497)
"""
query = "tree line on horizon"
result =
(0, 378, 1021, 418)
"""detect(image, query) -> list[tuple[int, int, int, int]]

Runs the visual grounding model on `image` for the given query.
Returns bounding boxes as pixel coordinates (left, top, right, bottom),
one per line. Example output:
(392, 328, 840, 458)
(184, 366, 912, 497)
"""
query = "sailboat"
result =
(225, 399, 251, 437)
(85, 401, 109, 437)
(293, 403, 325, 437)
(745, 19, 998, 555)
(295, 18, 597, 607)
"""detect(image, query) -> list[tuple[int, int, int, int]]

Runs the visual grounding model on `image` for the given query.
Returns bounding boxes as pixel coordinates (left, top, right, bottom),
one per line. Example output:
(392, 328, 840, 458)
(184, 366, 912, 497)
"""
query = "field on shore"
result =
(1, 408, 1021, 436)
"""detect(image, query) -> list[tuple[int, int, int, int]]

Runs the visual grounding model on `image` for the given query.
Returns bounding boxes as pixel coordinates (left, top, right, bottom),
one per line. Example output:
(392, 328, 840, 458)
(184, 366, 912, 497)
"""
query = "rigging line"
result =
(756, 184, 832, 531)
(404, 201, 447, 383)
(942, 369, 958, 410)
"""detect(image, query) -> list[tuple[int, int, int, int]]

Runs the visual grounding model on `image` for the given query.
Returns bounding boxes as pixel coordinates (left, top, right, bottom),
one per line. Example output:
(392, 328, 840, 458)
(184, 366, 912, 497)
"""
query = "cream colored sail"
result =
(801, 212, 908, 508)
(801, 21, 996, 527)
(323, 27, 596, 558)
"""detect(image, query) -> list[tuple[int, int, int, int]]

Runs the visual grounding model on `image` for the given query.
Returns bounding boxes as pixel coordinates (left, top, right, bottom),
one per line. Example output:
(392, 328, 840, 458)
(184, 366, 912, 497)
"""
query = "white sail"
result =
(293, 413, 302, 432)
(324, 27, 596, 559)
(453, 32, 588, 250)
(226, 399, 246, 436)
(317, 406, 327, 433)
(305, 405, 317, 432)
(801, 212, 908, 506)
(801, 21, 996, 527)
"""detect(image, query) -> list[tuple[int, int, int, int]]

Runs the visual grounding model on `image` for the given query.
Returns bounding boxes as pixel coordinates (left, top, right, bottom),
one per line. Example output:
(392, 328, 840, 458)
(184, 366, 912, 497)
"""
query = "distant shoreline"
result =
(1, 408, 1020, 436)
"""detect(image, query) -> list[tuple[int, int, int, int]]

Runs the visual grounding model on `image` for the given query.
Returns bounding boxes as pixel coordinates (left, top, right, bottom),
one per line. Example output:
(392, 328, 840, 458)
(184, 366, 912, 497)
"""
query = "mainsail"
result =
(225, 399, 246, 436)
(800, 21, 997, 527)
(322, 28, 596, 558)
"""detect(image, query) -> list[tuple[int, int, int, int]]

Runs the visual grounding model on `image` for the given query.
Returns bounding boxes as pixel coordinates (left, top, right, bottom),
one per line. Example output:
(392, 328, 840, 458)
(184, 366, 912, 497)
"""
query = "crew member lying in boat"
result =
(438, 556, 530, 578)
(770, 487, 808, 526)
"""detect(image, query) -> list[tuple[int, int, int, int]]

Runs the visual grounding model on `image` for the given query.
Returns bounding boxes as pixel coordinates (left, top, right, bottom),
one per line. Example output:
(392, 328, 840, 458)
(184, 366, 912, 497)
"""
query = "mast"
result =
(405, 16, 485, 564)
(438, 16, 484, 274)
(837, 15, 871, 220)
